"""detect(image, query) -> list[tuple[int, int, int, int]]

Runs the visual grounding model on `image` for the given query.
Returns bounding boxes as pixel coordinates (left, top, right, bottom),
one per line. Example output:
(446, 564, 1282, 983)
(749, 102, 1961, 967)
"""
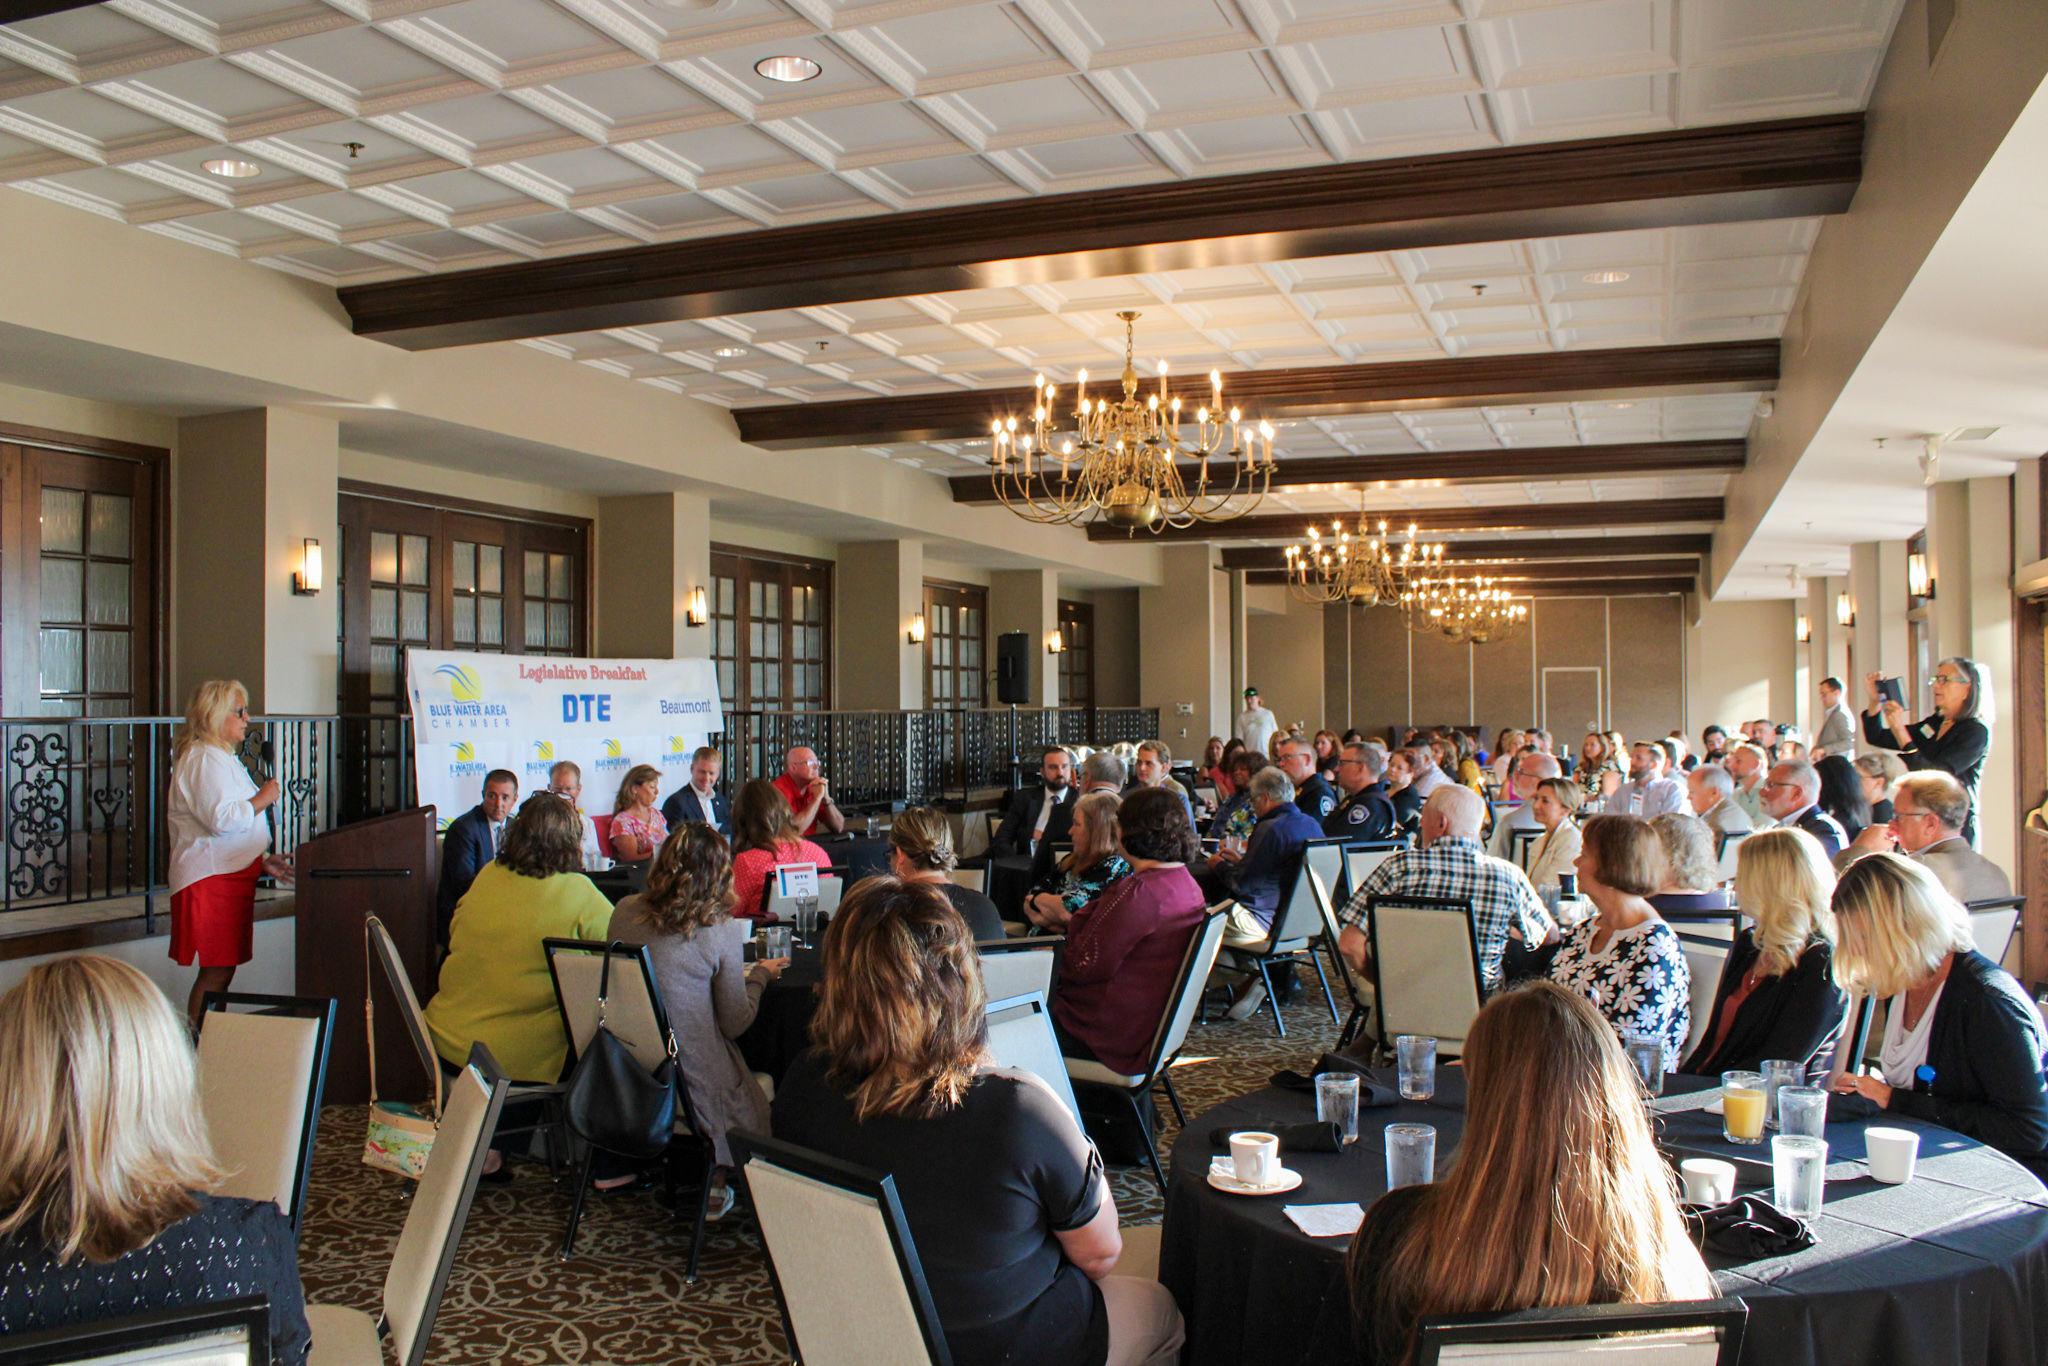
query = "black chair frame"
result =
(1222, 836, 1347, 1037)
(197, 990, 337, 1237)
(976, 934, 1067, 1010)
(1364, 893, 1482, 1061)
(0, 1297, 272, 1366)
(1415, 1297, 1749, 1366)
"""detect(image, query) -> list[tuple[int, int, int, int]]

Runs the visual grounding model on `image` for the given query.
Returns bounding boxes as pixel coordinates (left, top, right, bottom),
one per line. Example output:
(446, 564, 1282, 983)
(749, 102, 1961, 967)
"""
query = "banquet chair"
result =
(977, 936, 1063, 1008)
(1306, 868, 1373, 1049)
(0, 1297, 271, 1366)
(1343, 842, 1403, 899)
(303, 1043, 509, 1366)
(1366, 895, 1483, 1057)
(983, 990, 1084, 1129)
(1966, 895, 2024, 969)
(957, 809, 994, 862)
(1715, 830, 1749, 883)
(370, 915, 566, 1178)
(1066, 908, 1229, 1190)
(729, 1132, 952, 1366)
(950, 866, 985, 893)
(1221, 839, 1345, 1036)
(1673, 926, 1732, 1058)
(195, 991, 336, 1235)
(544, 938, 720, 1280)
(1414, 1299, 1748, 1366)
(591, 813, 613, 854)
(1510, 827, 1542, 872)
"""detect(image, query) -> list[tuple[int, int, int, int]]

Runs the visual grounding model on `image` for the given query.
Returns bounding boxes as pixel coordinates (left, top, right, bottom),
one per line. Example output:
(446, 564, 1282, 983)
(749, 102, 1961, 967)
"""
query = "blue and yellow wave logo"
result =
(435, 664, 483, 702)
(534, 740, 554, 760)
(603, 739, 623, 757)
(454, 742, 475, 761)
(669, 736, 686, 753)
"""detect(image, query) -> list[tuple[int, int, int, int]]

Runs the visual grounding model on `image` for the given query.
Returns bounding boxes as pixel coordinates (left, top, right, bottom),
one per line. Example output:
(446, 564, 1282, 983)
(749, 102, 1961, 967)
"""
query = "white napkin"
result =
(1283, 1203, 1365, 1238)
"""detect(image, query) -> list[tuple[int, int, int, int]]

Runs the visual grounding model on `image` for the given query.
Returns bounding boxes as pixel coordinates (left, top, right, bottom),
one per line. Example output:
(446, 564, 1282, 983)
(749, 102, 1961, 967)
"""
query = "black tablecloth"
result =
(1162, 1072, 2048, 1366)
(736, 951, 821, 1085)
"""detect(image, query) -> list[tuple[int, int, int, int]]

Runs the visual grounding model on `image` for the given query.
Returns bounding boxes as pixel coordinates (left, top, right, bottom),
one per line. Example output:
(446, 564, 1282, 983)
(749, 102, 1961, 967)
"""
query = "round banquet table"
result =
(736, 950, 821, 1086)
(1160, 1069, 2048, 1366)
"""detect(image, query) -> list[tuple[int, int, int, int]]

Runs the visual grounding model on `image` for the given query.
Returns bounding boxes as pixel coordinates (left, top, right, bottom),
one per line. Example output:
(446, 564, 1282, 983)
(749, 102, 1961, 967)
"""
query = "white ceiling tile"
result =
(925, 73, 1123, 148)
(524, 65, 726, 132)
(1687, 0, 1900, 61)
(1284, 24, 1477, 106)
(397, 91, 577, 153)
(3, 7, 173, 63)
(1681, 49, 1883, 123)
(632, 121, 811, 181)
(487, 207, 629, 247)
(508, 144, 662, 193)
(768, 101, 962, 164)
(242, 26, 467, 103)
(847, 6, 1066, 92)
(6, 86, 184, 149)
(1504, 70, 1671, 136)
(1484, 0, 1672, 85)
(602, 189, 747, 233)
(1150, 112, 1325, 171)
(1039, 0, 1258, 66)
(1099, 50, 1297, 127)
(404, 0, 622, 73)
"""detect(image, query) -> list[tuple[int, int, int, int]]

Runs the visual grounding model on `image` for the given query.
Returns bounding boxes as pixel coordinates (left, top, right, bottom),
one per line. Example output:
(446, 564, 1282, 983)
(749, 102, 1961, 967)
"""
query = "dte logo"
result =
(561, 694, 612, 723)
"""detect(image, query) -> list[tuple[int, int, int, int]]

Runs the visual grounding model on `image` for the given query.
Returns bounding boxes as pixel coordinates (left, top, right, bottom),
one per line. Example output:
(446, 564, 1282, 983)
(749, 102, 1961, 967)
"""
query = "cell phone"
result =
(1876, 676, 1905, 709)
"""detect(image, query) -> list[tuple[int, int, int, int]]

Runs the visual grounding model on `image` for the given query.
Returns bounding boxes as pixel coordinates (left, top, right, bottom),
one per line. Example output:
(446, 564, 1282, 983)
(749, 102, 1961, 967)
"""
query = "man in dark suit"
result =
(1761, 759, 1847, 859)
(436, 768, 519, 945)
(988, 746, 1077, 860)
(661, 745, 731, 835)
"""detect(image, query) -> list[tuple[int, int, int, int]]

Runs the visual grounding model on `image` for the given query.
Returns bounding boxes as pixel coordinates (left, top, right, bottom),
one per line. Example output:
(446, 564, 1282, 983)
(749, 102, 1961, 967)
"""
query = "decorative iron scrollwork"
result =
(10, 731, 71, 899)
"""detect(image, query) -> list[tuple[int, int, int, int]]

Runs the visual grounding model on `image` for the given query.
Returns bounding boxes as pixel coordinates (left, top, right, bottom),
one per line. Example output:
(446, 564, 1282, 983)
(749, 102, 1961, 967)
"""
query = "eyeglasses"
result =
(1762, 780, 1801, 792)
(231, 707, 249, 718)
(1929, 674, 1966, 687)
(1892, 808, 1937, 821)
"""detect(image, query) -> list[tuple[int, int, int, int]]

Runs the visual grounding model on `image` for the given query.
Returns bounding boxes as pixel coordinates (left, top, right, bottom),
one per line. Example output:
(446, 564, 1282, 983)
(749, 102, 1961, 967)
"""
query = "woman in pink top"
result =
(729, 778, 831, 923)
(1052, 788, 1207, 1076)
(610, 764, 669, 863)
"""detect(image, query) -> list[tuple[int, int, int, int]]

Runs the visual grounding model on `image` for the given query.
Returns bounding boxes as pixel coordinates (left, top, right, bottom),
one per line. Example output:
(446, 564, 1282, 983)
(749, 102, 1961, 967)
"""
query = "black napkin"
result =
(1206, 1121, 1342, 1153)
(1683, 1194, 1816, 1259)
(1269, 1053, 1400, 1108)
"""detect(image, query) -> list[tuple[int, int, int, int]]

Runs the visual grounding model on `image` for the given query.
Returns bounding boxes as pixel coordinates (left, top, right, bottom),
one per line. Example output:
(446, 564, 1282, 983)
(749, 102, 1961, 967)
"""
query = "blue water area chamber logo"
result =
(427, 663, 510, 729)
(595, 738, 631, 773)
(524, 739, 557, 782)
(450, 740, 486, 780)
(662, 735, 692, 768)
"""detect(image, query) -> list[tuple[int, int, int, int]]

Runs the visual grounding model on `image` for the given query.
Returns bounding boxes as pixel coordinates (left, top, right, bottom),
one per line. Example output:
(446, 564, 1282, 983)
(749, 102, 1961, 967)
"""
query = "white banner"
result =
(405, 650, 723, 831)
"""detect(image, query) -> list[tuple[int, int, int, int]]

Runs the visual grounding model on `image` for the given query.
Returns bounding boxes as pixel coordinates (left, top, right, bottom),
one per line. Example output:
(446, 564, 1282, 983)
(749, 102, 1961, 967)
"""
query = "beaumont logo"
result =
(436, 664, 483, 702)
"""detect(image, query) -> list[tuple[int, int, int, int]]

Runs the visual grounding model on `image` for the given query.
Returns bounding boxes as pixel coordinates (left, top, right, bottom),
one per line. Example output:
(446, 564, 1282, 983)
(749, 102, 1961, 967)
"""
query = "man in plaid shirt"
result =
(1336, 784, 1556, 992)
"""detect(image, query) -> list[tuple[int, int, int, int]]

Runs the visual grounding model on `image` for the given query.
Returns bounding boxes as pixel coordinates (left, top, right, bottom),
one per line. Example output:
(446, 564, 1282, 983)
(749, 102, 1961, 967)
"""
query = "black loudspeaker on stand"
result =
(996, 631, 1031, 705)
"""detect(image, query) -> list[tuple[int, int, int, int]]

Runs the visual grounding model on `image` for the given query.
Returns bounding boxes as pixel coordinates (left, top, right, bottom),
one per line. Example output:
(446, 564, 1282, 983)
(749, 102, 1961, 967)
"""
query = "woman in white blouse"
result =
(1524, 777, 1585, 891)
(167, 680, 293, 1025)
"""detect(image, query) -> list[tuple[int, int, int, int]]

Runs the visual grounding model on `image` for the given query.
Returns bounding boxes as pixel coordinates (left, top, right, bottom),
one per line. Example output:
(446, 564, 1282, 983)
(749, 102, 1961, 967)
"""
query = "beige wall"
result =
(0, 381, 177, 450)
(1085, 587, 1142, 710)
(339, 448, 599, 521)
(839, 541, 924, 710)
(1245, 588, 1326, 742)
(1687, 598, 1799, 743)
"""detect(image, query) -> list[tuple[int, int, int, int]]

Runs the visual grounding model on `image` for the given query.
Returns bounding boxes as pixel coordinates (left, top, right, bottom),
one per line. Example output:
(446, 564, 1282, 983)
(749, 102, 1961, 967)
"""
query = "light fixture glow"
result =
(1582, 270, 1630, 284)
(685, 586, 708, 627)
(907, 613, 926, 645)
(294, 539, 322, 596)
(1046, 629, 1065, 654)
(712, 345, 747, 358)
(1907, 551, 1934, 600)
(1836, 592, 1855, 628)
(1607, 401, 1636, 410)
(203, 158, 260, 179)
(1795, 614, 1810, 643)
(755, 55, 822, 82)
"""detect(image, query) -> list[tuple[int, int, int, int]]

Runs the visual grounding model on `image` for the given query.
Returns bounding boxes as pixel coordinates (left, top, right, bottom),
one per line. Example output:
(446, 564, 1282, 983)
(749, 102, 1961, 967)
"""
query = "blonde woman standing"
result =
(168, 680, 293, 1025)
(0, 956, 310, 1360)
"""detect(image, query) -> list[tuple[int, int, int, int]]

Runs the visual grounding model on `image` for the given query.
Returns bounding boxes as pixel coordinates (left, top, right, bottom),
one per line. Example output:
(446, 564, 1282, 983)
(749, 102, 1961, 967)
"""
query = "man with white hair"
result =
(1891, 772, 2010, 902)
(1405, 745, 1450, 801)
(1216, 765, 1324, 1018)
(1760, 759, 1846, 859)
(1486, 750, 1562, 859)
(1336, 785, 1555, 993)
(1686, 763, 1752, 840)
(1593, 741, 1685, 818)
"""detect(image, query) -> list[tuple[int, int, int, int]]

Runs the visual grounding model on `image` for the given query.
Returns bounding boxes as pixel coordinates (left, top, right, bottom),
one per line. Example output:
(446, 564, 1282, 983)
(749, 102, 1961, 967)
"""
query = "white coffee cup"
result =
(1680, 1157, 1737, 1206)
(1866, 1127, 1920, 1184)
(1229, 1131, 1280, 1187)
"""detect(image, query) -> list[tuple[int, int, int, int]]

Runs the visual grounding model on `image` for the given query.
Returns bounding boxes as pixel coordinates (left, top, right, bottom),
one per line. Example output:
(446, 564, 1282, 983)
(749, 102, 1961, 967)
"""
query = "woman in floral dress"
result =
(1548, 814, 1691, 1068)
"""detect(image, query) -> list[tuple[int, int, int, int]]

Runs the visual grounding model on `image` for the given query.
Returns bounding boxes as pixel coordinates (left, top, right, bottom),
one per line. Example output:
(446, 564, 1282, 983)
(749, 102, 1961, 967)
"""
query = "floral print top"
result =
(1036, 853, 1133, 916)
(610, 808, 668, 861)
(1549, 915, 1691, 1069)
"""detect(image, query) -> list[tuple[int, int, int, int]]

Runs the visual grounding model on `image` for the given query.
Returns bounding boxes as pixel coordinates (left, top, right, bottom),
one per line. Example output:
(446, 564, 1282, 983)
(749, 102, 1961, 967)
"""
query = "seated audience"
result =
(1451, 731, 1486, 791)
(1210, 737, 1242, 798)
(1313, 728, 1342, 779)
(1645, 813, 1733, 917)
(1549, 816, 1690, 1067)
(1760, 759, 1847, 858)
(1724, 743, 1775, 828)
(1680, 829, 1846, 1076)
(1593, 742, 1685, 818)
(1665, 730, 1697, 772)
(661, 745, 732, 837)
(435, 767, 520, 944)
(1576, 731, 1620, 802)
(890, 807, 1004, 942)
(1383, 748, 1426, 829)
(546, 760, 607, 872)
(729, 779, 833, 923)
(0, 956, 311, 1362)
(1278, 735, 1338, 822)
(774, 745, 846, 838)
(1200, 735, 1225, 783)
(1215, 766, 1321, 949)
(1686, 762, 1752, 840)
(1348, 979, 1712, 1366)
(1033, 751, 1127, 887)
(1892, 772, 2011, 902)
(1205, 749, 1266, 853)
(1522, 777, 1584, 892)
(989, 746, 1078, 861)
(425, 793, 613, 1089)
(609, 763, 670, 863)
(1324, 742, 1397, 841)
(771, 879, 1186, 1366)
(1026, 790, 1130, 933)
(1053, 789, 1207, 1074)
(1815, 753, 1872, 845)
(1828, 854, 2048, 1165)
(1485, 751, 1561, 858)
(1490, 728, 1525, 786)
(1700, 725, 1729, 763)
(1405, 745, 1450, 801)
(1129, 740, 1197, 824)
(1338, 785, 1555, 994)
(608, 824, 783, 1216)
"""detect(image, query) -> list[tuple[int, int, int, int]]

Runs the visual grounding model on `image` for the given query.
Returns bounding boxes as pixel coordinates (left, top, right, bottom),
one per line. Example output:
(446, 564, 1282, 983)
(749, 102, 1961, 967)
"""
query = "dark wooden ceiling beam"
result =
(1220, 535, 1710, 569)
(950, 438, 1741, 504)
(740, 341, 1777, 449)
(1090, 496, 1722, 543)
(1244, 571, 1695, 596)
(340, 116, 1862, 350)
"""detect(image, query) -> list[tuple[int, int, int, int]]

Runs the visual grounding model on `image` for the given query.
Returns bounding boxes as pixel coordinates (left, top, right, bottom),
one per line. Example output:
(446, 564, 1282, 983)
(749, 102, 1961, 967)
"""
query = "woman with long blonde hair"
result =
(1025, 789, 1130, 932)
(167, 679, 293, 1025)
(1349, 980, 1711, 1364)
(0, 955, 310, 1361)
(1680, 828, 1846, 1076)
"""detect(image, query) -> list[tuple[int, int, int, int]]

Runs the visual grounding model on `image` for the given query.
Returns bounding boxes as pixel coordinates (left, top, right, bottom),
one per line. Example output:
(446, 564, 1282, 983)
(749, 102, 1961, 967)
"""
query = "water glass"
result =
(1315, 1074, 1361, 1146)
(1722, 1071, 1766, 1145)
(1778, 1085, 1828, 1139)
(1396, 1035, 1437, 1101)
(763, 925, 792, 961)
(1772, 1135, 1828, 1218)
(1385, 1124, 1437, 1189)
(1762, 1059, 1802, 1130)
(1624, 1034, 1665, 1096)
(795, 896, 820, 948)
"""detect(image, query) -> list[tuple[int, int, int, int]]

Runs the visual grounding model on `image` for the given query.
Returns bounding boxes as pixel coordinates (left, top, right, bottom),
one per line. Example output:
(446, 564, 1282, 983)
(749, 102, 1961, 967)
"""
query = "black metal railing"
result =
(0, 705, 1158, 920)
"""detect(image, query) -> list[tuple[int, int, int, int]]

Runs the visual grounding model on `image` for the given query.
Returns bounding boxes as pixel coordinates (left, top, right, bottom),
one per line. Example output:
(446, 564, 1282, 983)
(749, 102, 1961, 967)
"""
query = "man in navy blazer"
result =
(436, 769, 519, 945)
(661, 745, 731, 836)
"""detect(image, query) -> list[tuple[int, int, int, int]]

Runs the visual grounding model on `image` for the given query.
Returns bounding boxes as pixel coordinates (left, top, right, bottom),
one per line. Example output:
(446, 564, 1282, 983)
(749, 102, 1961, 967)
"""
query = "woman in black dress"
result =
(0, 955, 309, 1362)
(1814, 754, 1873, 846)
(1862, 658, 1991, 843)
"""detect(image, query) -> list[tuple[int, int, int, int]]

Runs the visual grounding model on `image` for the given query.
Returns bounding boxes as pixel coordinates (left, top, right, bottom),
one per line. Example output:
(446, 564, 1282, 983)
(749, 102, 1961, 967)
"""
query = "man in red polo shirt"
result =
(773, 745, 845, 838)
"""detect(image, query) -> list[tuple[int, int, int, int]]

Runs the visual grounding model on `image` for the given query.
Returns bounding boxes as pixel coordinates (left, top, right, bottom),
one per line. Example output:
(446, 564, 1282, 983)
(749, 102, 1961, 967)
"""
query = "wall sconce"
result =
(907, 613, 926, 645)
(1046, 629, 1065, 654)
(1795, 614, 1811, 643)
(293, 538, 322, 596)
(684, 586, 708, 627)
(1907, 552, 1935, 600)
(1835, 592, 1855, 628)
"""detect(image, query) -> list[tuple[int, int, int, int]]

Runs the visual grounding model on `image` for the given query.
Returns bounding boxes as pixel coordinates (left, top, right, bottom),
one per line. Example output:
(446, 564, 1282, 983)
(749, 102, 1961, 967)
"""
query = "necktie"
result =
(491, 821, 503, 853)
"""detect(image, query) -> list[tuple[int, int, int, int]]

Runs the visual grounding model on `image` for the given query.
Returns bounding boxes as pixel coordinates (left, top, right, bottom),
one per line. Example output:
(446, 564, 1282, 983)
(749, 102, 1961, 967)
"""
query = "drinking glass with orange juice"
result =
(1722, 1071, 1767, 1145)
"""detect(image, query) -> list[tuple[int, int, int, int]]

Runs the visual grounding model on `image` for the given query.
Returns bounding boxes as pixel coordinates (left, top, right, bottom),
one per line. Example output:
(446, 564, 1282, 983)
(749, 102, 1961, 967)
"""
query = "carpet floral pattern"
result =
(297, 968, 1345, 1364)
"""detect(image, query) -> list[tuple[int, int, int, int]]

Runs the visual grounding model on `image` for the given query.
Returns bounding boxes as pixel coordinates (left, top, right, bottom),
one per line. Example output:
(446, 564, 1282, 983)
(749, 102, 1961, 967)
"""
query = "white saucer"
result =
(1207, 1158, 1304, 1196)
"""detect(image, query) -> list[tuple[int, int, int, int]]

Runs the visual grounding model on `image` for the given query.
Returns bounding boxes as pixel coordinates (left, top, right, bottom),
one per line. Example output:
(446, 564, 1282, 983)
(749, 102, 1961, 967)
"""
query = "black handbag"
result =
(563, 943, 677, 1162)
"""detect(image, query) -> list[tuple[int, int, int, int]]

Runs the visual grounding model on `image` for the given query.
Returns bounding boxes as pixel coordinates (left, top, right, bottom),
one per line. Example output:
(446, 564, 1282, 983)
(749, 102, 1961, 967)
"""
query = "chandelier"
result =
(987, 311, 1276, 532)
(1400, 566, 1529, 645)
(1284, 506, 1445, 606)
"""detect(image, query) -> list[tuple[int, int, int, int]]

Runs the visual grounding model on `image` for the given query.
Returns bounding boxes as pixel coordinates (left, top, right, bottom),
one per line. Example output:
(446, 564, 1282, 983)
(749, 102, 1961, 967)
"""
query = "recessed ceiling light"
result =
(203, 158, 260, 179)
(755, 55, 821, 82)
(1583, 270, 1630, 284)
(1607, 401, 1636, 409)
(712, 346, 748, 358)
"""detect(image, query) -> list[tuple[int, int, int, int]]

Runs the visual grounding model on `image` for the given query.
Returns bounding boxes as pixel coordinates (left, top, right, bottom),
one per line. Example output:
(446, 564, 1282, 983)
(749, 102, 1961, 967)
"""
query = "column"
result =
(1929, 481, 1974, 663)
(1966, 476, 2016, 876)
(1140, 544, 1224, 747)
(1849, 540, 1912, 683)
(595, 491, 712, 660)
(990, 568, 1058, 707)
(175, 407, 337, 712)
(839, 540, 923, 710)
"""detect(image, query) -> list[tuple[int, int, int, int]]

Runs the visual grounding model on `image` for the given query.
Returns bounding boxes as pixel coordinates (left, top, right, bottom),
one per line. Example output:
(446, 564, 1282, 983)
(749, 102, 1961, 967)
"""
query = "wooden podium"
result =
(295, 807, 439, 1107)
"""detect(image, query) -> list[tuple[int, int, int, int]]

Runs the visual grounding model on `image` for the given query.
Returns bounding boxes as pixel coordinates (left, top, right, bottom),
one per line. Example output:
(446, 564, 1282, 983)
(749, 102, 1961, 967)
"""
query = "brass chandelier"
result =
(1284, 503, 1444, 606)
(987, 311, 1276, 532)
(1400, 566, 1529, 645)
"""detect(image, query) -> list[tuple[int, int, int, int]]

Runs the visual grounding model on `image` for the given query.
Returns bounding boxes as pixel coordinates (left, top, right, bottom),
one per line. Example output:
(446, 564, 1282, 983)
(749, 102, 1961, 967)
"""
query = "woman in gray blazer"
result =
(608, 823, 785, 1217)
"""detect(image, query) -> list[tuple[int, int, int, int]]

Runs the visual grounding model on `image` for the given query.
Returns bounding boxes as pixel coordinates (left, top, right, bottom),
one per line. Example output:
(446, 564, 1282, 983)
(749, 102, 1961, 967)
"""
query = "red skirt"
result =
(169, 857, 263, 968)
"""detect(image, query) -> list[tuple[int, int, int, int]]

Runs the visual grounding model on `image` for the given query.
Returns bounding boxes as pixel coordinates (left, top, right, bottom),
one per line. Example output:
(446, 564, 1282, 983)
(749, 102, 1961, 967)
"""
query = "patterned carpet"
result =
(296, 966, 1347, 1364)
